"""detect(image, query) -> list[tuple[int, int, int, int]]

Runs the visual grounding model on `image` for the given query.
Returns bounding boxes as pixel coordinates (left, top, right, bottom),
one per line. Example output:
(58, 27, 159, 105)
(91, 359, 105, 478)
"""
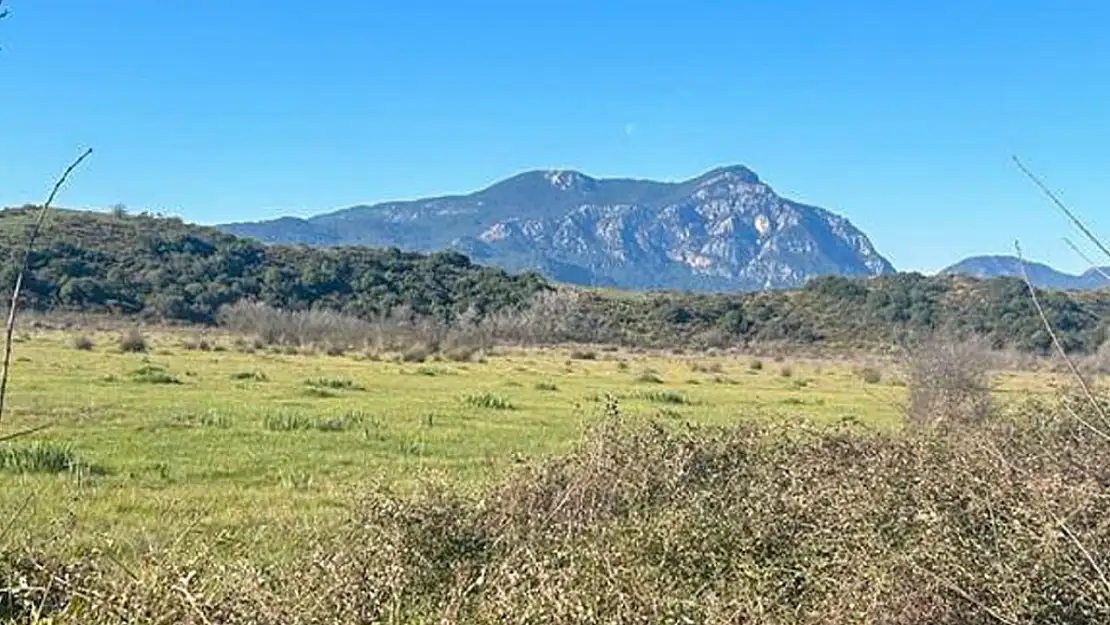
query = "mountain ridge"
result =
(941, 255, 1110, 291)
(220, 165, 895, 291)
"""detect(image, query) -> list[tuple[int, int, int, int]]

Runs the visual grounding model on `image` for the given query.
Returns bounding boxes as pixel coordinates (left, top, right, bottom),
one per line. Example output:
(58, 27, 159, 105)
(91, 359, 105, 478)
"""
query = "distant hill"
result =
(0, 207, 548, 323)
(941, 255, 1110, 291)
(220, 165, 895, 291)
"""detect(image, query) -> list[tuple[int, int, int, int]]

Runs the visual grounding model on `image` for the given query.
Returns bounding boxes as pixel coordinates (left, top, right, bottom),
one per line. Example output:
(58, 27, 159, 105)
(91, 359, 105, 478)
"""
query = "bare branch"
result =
(0, 148, 93, 425)
(0, 423, 51, 443)
(1063, 237, 1110, 285)
(1015, 240, 1110, 434)
(1013, 155, 1110, 265)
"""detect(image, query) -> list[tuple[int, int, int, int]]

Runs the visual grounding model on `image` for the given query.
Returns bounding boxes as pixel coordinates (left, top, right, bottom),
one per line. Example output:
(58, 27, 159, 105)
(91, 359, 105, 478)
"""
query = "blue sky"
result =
(2, 0, 1109, 274)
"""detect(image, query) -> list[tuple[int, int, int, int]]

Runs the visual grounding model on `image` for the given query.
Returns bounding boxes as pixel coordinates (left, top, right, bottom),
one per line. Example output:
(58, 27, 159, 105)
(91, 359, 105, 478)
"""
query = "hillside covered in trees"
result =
(1, 207, 1108, 353)
(0, 207, 549, 323)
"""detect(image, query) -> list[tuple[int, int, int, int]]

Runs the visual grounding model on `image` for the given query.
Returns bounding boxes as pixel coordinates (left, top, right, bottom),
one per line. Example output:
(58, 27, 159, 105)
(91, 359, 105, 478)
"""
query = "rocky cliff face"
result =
(221, 165, 895, 291)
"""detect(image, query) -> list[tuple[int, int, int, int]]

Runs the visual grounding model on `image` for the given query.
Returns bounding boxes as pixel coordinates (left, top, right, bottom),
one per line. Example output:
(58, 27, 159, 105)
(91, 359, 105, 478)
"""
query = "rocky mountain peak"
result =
(219, 164, 894, 292)
(543, 169, 595, 191)
(694, 164, 762, 186)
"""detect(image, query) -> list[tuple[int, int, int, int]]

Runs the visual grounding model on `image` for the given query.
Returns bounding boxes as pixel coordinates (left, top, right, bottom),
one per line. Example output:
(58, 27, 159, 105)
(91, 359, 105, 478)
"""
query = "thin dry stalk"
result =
(1015, 241, 1110, 436)
(1063, 236, 1110, 285)
(1013, 155, 1110, 265)
(0, 148, 92, 425)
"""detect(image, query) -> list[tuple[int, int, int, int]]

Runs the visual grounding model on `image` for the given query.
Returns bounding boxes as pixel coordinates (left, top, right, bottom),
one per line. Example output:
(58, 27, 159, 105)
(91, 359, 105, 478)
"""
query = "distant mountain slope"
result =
(220, 165, 895, 291)
(941, 255, 1110, 291)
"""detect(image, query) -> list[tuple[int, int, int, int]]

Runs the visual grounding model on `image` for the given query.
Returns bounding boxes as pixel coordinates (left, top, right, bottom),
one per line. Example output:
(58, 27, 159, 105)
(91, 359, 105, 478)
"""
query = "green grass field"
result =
(0, 328, 1059, 564)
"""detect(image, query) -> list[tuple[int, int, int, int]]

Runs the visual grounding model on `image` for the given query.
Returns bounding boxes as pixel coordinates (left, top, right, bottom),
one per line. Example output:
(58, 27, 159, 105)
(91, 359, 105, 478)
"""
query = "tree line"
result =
(2, 207, 1107, 353)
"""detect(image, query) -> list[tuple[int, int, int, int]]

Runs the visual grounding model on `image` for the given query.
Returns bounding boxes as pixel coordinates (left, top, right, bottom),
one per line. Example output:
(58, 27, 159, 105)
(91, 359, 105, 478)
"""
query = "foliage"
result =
(4, 209, 1110, 353)
(0, 208, 548, 324)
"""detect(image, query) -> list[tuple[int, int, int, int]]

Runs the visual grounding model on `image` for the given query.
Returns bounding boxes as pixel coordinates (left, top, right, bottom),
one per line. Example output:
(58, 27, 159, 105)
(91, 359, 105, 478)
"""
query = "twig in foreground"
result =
(0, 148, 93, 425)
(1015, 241, 1110, 434)
(1013, 155, 1110, 265)
(1063, 237, 1110, 286)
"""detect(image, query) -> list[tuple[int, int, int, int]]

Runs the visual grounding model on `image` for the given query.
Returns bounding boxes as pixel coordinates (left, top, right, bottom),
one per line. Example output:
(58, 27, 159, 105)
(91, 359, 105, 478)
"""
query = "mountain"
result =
(220, 165, 895, 291)
(941, 255, 1110, 291)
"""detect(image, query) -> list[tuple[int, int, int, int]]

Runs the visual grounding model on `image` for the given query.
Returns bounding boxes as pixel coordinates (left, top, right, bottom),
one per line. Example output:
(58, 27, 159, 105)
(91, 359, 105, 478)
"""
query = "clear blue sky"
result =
(2, 0, 1109, 274)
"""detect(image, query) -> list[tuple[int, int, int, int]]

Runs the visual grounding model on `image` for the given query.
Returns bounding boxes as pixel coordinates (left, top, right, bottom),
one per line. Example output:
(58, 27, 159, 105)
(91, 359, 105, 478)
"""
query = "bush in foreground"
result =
(5, 396, 1110, 623)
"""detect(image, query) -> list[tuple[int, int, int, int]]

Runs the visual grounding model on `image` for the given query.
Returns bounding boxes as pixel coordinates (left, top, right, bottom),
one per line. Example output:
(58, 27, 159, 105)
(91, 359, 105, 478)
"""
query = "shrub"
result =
(569, 349, 598, 361)
(904, 336, 993, 428)
(442, 345, 479, 362)
(858, 366, 882, 384)
(635, 369, 664, 384)
(72, 335, 94, 351)
(778, 365, 793, 378)
(534, 381, 559, 392)
(118, 328, 148, 353)
(689, 360, 724, 374)
(401, 345, 431, 363)
(1094, 340, 1110, 374)
(182, 336, 212, 351)
(749, 359, 764, 372)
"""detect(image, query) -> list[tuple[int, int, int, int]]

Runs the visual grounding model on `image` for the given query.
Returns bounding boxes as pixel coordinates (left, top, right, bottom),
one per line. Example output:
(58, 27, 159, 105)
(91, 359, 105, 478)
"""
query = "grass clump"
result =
(129, 364, 181, 385)
(635, 368, 665, 384)
(635, 389, 691, 405)
(304, 376, 361, 391)
(263, 411, 363, 432)
(0, 442, 82, 474)
(569, 348, 598, 361)
(778, 365, 793, 378)
(170, 410, 231, 428)
(118, 328, 148, 353)
(749, 358, 764, 372)
(230, 370, 268, 382)
(463, 392, 514, 410)
(264, 413, 315, 431)
(534, 381, 559, 392)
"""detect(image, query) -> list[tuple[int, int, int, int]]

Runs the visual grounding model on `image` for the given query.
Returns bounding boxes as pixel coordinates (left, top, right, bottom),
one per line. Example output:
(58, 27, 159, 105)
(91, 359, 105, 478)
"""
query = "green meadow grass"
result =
(0, 329, 1059, 563)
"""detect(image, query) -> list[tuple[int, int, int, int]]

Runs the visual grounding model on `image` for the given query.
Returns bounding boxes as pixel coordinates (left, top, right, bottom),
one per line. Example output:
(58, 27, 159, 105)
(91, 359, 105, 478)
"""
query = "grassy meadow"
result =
(8, 326, 1110, 623)
(0, 327, 1060, 563)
